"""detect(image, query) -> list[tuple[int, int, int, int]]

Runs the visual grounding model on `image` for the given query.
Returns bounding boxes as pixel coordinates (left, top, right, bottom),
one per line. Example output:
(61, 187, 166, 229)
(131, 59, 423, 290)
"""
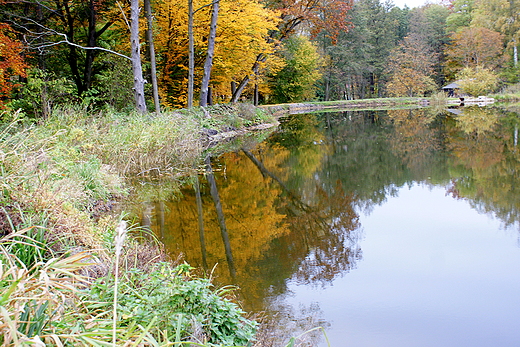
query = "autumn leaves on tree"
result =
(0, 23, 27, 107)
(0, 0, 519, 112)
(0, 0, 353, 111)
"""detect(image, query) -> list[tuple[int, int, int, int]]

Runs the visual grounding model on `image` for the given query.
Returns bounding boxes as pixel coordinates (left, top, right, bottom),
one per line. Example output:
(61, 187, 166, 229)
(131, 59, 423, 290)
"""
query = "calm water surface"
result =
(132, 107, 520, 346)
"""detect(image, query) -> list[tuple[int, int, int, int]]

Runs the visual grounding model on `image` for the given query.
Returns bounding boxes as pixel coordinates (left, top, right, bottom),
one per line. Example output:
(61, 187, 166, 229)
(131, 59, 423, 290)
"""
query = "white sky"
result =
(392, 0, 432, 8)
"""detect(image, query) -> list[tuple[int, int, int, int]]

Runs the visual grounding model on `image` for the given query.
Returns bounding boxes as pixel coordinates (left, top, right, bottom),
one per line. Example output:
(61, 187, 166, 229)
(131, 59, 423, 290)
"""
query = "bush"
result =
(86, 263, 258, 346)
(7, 69, 78, 118)
(457, 66, 499, 96)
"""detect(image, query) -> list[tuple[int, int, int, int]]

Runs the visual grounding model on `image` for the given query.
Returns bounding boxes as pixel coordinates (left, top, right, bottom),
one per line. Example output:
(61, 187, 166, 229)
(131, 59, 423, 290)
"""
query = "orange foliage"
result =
(271, 0, 353, 43)
(0, 23, 28, 106)
(445, 27, 505, 70)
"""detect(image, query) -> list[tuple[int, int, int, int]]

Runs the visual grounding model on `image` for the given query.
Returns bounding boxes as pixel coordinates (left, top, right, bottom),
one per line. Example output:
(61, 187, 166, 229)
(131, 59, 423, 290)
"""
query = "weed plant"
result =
(429, 91, 449, 105)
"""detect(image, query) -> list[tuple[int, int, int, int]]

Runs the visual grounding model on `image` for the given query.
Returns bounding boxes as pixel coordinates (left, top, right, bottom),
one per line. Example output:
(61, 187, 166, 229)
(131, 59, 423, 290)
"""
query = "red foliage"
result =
(0, 23, 28, 106)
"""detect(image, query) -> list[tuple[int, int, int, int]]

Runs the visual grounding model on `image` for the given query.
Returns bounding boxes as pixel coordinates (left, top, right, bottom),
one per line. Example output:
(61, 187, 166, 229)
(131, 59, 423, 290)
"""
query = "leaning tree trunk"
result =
(199, 0, 219, 107)
(231, 55, 265, 102)
(144, 0, 160, 113)
(130, 0, 147, 113)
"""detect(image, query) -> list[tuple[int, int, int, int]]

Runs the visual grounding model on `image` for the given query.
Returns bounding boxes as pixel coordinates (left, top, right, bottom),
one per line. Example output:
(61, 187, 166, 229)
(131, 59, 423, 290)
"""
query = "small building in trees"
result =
(442, 82, 461, 97)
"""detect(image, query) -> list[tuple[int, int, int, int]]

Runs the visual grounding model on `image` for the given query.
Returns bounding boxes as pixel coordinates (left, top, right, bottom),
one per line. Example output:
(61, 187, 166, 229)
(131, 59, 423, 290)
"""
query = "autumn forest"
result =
(0, 0, 519, 115)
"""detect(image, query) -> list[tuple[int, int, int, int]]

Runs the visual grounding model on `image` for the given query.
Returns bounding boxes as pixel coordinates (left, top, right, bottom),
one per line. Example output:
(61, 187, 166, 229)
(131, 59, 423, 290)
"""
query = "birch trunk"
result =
(130, 0, 147, 113)
(514, 41, 518, 67)
(188, 0, 195, 108)
(144, 0, 160, 113)
(199, 0, 219, 107)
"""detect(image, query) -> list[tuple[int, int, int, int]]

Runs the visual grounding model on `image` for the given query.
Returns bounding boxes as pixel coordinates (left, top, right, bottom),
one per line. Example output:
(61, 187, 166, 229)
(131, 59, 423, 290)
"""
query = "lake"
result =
(130, 106, 520, 346)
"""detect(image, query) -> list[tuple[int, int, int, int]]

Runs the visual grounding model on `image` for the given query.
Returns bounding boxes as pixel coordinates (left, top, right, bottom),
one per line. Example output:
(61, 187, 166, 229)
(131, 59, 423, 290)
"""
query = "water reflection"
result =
(130, 105, 520, 345)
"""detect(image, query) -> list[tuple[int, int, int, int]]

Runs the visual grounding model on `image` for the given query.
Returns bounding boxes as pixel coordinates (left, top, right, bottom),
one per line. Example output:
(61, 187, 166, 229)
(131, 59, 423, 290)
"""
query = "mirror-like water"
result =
(133, 107, 520, 346)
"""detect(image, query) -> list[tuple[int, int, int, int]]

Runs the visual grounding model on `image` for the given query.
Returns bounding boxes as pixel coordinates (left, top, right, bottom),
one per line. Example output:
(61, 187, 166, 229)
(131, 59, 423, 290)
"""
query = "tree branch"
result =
(193, 0, 220, 15)
(7, 14, 131, 60)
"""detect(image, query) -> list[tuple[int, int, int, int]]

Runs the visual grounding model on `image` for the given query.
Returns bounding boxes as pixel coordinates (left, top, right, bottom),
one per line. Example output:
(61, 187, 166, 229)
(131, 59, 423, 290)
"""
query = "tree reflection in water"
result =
(130, 105, 520, 345)
(242, 148, 362, 286)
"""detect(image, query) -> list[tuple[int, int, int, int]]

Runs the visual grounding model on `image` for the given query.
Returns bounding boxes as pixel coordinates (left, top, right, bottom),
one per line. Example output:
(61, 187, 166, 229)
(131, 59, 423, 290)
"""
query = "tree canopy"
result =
(0, 0, 518, 113)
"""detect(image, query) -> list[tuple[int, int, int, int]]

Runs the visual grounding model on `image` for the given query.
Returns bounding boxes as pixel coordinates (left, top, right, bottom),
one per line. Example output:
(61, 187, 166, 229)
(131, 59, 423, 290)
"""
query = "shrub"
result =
(457, 66, 500, 96)
(85, 263, 258, 346)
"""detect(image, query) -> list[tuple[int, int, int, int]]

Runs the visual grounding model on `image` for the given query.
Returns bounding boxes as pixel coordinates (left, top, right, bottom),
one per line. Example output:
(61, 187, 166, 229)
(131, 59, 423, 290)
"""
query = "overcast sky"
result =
(392, 0, 432, 9)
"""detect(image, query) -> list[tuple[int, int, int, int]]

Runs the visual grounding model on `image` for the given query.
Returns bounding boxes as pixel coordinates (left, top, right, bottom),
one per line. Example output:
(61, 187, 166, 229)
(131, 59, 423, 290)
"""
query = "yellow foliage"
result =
(154, 0, 280, 107)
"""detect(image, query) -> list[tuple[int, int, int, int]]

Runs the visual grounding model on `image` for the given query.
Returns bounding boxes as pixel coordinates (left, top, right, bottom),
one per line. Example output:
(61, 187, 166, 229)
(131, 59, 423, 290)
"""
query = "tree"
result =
(408, 4, 450, 85)
(0, 23, 28, 106)
(270, 36, 322, 103)
(1, 0, 154, 113)
(2, 0, 118, 96)
(471, 0, 520, 66)
(445, 0, 475, 33)
(188, 0, 195, 108)
(456, 66, 500, 96)
(144, 0, 160, 113)
(445, 27, 505, 70)
(199, 0, 219, 107)
(386, 34, 437, 97)
(323, 0, 406, 100)
(230, 0, 353, 102)
(130, 0, 147, 113)
(155, 0, 279, 107)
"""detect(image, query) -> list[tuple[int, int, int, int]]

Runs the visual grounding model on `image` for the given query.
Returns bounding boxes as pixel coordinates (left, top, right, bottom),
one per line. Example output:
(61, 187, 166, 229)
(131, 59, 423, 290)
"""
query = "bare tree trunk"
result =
(199, 0, 219, 107)
(84, 0, 96, 91)
(231, 75, 250, 102)
(230, 81, 236, 97)
(188, 0, 195, 108)
(208, 86, 213, 105)
(130, 0, 147, 113)
(514, 40, 518, 67)
(230, 55, 265, 102)
(144, 0, 160, 114)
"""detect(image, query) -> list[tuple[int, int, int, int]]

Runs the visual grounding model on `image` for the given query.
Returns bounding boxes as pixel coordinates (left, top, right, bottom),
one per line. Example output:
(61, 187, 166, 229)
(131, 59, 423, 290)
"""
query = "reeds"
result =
(0, 228, 92, 345)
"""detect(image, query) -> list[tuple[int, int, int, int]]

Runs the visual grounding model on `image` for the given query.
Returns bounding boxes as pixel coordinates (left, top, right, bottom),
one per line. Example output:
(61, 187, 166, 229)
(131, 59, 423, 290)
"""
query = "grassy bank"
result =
(0, 104, 276, 346)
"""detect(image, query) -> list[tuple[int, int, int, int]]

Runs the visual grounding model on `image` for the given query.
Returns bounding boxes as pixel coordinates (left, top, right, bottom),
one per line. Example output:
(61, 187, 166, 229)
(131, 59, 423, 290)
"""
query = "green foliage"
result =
(3, 224, 49, 269)
(271, 36, 322, 103)
(500, 66, 520, 85)
(7, 69, 77, 118)
(0, 228, 257, 346)
(85, 263, 258, 346)
(82, 57, 135, 112)
(457, 66, 500, 96)
(320, 0, 408, 100)
(499, 82, 520, 96)
(445, 0, 475, 33)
